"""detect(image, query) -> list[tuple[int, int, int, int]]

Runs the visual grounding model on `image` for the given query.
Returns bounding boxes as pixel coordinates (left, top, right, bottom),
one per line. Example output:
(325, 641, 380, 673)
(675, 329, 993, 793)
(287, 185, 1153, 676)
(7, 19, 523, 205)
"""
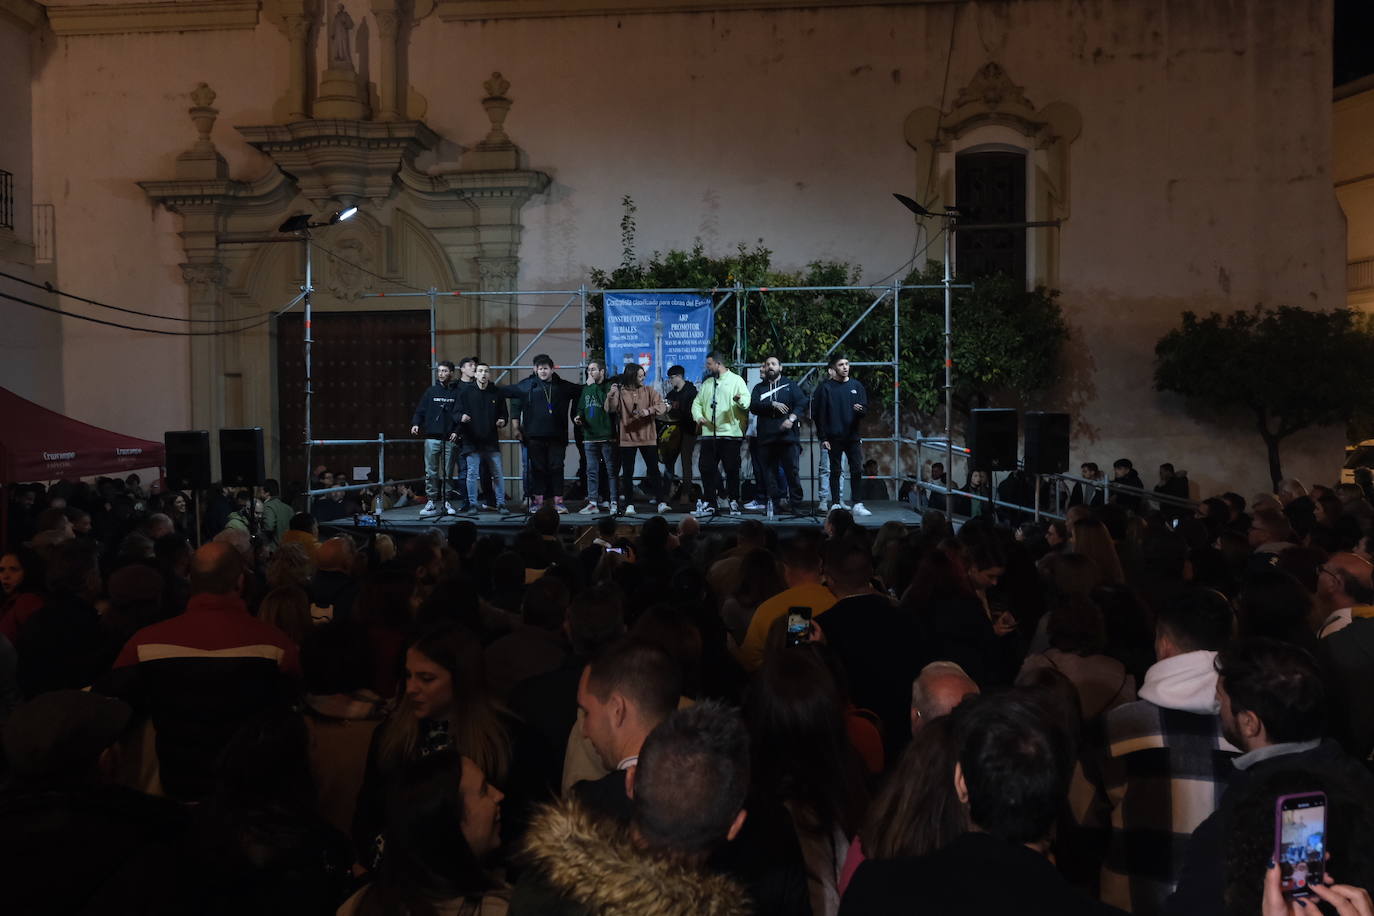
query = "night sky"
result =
(1335, 0, 1374, 86)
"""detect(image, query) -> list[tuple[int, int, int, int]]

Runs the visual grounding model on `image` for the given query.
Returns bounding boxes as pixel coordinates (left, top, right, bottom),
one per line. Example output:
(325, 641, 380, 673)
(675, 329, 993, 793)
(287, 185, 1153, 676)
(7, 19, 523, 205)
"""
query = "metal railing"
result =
(300, 280, 960, 503)
(903, 435, 1202, 521)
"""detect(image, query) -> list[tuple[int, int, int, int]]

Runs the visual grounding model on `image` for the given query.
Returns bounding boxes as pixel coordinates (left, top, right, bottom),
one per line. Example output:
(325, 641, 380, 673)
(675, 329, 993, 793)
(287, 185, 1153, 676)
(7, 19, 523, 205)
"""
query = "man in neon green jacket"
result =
(692, 351, 750, 516)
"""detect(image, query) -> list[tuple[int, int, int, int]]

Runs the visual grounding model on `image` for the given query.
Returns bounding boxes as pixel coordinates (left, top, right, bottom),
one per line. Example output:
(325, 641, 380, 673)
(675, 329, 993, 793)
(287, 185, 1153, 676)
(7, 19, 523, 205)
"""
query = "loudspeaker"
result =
(164, 430, 211, 490)
(968, 409, 1018, 471)
(219, 427, 266, 488)
(1024, 412, 1071, 476)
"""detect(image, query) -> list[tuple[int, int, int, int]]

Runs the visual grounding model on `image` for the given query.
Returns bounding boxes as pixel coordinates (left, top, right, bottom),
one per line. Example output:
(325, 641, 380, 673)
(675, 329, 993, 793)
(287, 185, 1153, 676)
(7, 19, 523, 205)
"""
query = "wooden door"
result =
(277, 310, 430, 491)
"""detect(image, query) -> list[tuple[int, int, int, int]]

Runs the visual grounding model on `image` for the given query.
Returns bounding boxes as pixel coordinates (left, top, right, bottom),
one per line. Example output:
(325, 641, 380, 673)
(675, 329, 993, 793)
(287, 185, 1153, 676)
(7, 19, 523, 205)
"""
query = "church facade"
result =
(0, 0, 1346, 495)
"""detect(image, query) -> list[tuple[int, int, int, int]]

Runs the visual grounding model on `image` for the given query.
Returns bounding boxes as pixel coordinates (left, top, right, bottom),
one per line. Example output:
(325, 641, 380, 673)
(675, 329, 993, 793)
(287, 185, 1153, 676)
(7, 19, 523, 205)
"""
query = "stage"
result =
(322, 499, 922, 539)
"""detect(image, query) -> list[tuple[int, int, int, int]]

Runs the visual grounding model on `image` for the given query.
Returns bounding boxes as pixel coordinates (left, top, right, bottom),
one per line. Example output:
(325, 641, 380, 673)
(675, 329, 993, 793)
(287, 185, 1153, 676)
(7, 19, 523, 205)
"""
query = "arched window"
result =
(955, 148, 1027, 280)
(904, 63, 1080, 288)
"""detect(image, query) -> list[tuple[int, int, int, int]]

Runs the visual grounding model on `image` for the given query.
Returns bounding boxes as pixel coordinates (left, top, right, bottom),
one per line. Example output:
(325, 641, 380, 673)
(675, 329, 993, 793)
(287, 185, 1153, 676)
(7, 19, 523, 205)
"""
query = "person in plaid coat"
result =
(1079, 589, 1238, 914)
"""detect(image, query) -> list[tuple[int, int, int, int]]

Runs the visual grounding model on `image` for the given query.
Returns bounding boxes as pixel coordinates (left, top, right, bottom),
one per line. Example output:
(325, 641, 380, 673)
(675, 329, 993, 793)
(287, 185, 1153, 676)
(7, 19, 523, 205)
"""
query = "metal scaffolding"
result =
(302, 279, 968, 504)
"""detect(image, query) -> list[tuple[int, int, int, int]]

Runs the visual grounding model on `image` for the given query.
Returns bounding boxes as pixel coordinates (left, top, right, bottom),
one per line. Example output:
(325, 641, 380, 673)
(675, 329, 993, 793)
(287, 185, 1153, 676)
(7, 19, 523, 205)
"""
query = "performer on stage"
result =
(812, 355, 872, 517)
(606, 361, 668, 515)
(409, 360, 461, 518)
(749, 355, 807, 511)
(660, 365, 698, 505)
(494, 354, 580, 513)
(454, 355, 494, 506)
(456, 361, 508, 512)
(574, 358, 617, 514)
(692, 351, 750, 517)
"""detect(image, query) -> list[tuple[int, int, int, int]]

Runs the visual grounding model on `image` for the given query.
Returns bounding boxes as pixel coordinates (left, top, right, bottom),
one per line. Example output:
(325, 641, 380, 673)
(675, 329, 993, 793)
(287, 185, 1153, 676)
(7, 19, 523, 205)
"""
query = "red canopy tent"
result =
(0, 385, 165, 482)
(2, 386, 167, 550)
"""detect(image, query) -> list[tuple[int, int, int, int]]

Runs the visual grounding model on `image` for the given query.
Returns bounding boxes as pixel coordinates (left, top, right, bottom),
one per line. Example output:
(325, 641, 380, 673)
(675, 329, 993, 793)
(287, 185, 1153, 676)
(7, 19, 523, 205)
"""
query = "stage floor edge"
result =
(322, 500, 923, 537)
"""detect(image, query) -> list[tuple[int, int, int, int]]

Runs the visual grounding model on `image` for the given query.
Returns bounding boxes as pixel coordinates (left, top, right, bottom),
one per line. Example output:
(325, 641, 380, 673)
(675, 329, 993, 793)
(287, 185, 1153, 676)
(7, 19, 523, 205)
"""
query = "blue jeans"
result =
(423, 438, 458, 502)
(818, 447, 850, 505)
(465, 451, 505, 506)
(585, 440, 617, 506)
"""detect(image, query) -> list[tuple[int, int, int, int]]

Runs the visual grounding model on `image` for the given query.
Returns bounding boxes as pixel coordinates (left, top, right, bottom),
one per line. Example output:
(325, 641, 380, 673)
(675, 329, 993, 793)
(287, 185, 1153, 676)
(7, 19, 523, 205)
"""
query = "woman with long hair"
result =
(0, 546, 45, 644)
(353, 625, 513, 871)
(1069, 518, 1125, 586)
(605, 362, 668, 514)
(839, 715, 965, 894)
(720, 548, 786, 646)
(341, 749, 507, 916)
(1017, 594, 1137, 723)
(258, 584, 314, 647)
(746, 648, 869, 916)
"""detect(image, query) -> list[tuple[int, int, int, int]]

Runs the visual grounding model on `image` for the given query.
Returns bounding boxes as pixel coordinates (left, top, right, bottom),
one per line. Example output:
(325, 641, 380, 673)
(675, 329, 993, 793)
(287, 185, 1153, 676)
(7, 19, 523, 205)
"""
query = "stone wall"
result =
(24, 0, 1344, 494)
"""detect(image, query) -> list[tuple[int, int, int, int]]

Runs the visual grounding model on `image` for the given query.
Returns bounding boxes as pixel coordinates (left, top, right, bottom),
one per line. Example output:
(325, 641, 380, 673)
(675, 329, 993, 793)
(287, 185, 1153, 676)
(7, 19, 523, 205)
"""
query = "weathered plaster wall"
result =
(0, 10, 62, 409)
(26, 0, 1344, 494)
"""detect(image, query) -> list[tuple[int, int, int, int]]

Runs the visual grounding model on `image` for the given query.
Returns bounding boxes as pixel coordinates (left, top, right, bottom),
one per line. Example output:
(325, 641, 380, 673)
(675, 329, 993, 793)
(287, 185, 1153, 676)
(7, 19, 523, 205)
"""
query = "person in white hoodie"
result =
(1079, 588, 1239, 916)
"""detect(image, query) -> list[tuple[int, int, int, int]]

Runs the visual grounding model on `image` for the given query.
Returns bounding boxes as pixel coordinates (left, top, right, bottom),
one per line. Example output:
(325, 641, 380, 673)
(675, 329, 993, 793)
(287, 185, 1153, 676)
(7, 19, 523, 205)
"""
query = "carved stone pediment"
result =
(943, 61, 1046, 140)
(236, 119, 442, 206)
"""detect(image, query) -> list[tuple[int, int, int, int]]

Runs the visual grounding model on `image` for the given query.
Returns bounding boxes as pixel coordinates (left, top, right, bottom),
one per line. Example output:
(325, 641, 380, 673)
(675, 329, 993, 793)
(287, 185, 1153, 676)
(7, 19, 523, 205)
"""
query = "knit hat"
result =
(3, 690, 132, 778)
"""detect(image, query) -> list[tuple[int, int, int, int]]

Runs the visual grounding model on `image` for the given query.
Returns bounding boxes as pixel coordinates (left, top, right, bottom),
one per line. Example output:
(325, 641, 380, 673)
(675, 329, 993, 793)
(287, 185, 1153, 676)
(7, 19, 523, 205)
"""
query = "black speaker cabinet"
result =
(968, 409, 1019, 472)
(164, 430, 211, 490)
(1024, 412, 1071, 476)
(219, 427, 266, 488)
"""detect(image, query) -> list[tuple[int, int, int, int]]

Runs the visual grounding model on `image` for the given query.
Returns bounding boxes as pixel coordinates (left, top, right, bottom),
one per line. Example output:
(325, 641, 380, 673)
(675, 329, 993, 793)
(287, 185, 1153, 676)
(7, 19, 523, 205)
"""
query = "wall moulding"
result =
(45, 0, 260, 36)
(0, 0, 45, 30)
(436, 0, 943, 22)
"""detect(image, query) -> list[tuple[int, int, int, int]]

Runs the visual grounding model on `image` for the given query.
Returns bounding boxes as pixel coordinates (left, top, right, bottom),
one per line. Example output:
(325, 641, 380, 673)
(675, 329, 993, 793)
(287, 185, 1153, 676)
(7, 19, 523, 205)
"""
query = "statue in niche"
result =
(328, 4, 355, 70)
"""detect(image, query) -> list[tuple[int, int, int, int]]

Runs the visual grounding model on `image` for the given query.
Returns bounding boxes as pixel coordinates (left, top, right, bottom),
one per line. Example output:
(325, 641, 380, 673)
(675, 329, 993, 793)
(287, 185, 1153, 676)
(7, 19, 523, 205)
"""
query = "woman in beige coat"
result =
(606, 362, 668, 514)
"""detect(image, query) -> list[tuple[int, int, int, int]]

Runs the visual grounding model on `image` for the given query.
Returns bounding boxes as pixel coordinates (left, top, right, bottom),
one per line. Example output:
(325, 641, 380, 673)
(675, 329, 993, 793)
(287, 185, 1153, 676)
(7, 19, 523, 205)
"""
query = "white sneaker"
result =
(419, 500, 440, 518)
(831, 502, 846, 512)
(743, 499, 765, 511)
(578, 502, 598, 515)
(657, 502, 671, 513)
(729, 500, 741, 515)
(852, 502, 873, 517)
(694, 500, 715, 518)
(555, 502, 569, 514)
(444, 502, 458, 516)
(624, 504, 637, 515)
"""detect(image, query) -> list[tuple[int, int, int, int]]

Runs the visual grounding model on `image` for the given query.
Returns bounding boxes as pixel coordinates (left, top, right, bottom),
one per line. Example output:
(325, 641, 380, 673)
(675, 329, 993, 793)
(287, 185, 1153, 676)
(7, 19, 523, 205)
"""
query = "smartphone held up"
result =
(1274, 792, 1326, 898)
(785, 606, 813, 648)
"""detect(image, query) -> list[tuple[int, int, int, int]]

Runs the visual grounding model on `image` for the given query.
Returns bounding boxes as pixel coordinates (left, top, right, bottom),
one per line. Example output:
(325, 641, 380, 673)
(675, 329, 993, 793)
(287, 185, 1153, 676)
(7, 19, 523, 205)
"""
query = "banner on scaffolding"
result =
(603, 292, 714, 384)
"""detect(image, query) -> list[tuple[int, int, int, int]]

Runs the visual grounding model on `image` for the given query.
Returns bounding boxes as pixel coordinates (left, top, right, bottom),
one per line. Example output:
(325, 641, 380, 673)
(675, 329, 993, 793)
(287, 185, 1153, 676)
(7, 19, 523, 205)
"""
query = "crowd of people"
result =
(4, 457, 1374, 915)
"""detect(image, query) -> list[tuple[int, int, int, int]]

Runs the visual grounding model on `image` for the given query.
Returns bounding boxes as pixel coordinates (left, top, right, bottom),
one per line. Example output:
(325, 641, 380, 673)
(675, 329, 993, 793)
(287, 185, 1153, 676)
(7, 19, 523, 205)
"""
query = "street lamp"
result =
(276, 207, 358, 488)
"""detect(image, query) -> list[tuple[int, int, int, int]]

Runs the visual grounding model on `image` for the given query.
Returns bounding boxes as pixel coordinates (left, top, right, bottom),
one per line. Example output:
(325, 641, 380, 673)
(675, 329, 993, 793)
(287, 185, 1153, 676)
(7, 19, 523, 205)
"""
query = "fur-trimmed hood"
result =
(521, 797, 750, 916)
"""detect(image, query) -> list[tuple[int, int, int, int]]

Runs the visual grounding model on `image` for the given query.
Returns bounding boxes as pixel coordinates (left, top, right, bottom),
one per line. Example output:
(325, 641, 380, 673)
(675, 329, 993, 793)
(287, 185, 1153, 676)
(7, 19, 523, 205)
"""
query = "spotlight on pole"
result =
(892, 193, 934, 218)
(278, 213, 312, 233)
(333, 206, 359, 224)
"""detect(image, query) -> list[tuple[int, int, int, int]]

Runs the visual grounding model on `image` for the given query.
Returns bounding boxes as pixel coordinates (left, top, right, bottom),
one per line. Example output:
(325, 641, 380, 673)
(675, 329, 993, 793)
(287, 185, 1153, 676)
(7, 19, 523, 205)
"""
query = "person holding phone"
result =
(1167, 638, 1374, 915)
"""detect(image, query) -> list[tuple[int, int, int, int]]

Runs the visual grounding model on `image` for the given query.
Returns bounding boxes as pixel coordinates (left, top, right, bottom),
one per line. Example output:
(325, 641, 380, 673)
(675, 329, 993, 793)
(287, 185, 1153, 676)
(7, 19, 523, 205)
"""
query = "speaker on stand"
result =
(164, 430, 211, 545)
(220, 427, 267, 541)
(1023, 411, 1070, 519)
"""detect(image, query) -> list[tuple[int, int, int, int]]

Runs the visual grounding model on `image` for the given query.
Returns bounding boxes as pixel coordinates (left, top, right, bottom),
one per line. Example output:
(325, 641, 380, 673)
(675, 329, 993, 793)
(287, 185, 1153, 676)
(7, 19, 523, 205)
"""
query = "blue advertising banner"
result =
(603, 293, 714, 384)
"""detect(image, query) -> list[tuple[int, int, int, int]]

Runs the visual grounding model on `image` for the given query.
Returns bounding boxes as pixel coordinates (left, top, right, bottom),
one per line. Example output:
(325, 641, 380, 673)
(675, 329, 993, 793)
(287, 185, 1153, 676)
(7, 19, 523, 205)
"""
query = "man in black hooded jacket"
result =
(409, 360, 461, 517)
(495, 354, 580, 513)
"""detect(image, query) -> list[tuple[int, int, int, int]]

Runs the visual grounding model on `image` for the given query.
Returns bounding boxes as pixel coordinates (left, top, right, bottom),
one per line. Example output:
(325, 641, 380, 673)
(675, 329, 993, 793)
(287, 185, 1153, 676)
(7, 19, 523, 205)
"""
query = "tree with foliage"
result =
(1154, 306, 1374, 487)
(587, 196, 1068, 420)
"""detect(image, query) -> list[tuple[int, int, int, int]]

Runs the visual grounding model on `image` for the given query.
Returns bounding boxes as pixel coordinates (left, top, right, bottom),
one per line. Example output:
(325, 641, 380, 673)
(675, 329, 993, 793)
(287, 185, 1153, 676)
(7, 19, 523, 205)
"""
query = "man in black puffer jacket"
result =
(495, 354, 580, 513)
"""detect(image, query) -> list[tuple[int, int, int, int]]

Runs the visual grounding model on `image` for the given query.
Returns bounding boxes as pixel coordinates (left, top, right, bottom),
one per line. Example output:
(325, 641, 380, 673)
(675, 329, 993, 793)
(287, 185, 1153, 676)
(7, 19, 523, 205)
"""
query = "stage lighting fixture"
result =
(333, 206, 359, 223)
(892, 193, 934, 218)
(278, 213, 312, 233)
